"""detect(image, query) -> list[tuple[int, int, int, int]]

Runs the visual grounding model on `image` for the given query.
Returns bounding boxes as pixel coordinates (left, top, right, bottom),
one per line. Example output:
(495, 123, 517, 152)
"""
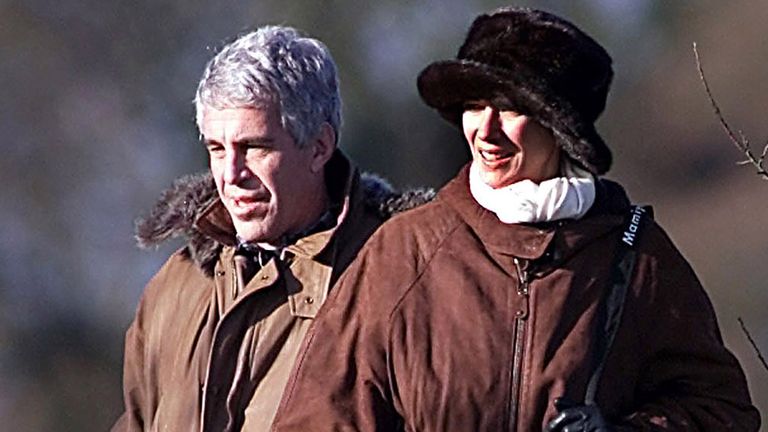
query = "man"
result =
(272, 8, 760, 431)
(112, 26, 428, 431)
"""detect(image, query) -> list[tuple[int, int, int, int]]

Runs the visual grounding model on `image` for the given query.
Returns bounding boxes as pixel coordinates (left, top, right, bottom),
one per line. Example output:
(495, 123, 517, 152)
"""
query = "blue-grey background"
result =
(1, 0, 766, 430)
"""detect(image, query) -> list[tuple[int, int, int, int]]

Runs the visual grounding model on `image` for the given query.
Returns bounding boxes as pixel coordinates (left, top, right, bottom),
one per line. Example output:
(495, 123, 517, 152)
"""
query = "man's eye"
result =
(206, 145, 225, 155)
(243, 142, 271, 154)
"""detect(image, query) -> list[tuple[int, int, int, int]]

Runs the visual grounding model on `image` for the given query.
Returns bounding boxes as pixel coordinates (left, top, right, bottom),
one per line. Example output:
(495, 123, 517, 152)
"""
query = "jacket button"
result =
(304, 297, 314, 304)
(261, 274, 269, 281)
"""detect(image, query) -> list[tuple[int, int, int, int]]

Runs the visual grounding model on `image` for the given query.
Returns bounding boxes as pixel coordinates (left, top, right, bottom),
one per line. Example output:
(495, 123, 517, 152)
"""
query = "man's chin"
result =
(233, 221, 278, 244)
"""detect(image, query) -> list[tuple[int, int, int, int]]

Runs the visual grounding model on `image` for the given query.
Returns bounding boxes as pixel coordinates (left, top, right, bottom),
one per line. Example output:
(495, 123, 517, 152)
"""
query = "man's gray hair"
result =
(195, 26, 341, 147)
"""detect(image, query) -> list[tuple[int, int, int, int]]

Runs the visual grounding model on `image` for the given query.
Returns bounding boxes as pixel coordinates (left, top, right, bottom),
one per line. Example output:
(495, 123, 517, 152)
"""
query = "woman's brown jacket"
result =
(273, 164, 760, 431)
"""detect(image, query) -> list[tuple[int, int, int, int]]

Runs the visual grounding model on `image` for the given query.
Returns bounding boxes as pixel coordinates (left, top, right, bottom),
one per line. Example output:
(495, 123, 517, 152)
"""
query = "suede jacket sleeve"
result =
(611, 222, 760, 430)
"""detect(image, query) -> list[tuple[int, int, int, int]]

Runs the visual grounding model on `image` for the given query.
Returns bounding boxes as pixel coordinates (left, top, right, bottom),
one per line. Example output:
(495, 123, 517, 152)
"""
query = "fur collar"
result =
(135, 172, 434, 274)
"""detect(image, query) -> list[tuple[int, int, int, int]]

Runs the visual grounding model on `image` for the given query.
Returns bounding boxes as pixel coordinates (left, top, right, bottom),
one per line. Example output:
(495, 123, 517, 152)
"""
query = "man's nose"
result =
(476, 106, 499, 141)
(223, 149, 246, 185)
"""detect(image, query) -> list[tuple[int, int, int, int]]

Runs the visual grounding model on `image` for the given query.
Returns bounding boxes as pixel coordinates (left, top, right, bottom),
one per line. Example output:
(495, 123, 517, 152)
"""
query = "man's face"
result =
(462, 102, 560, 189)
(200, 105, 330, 243)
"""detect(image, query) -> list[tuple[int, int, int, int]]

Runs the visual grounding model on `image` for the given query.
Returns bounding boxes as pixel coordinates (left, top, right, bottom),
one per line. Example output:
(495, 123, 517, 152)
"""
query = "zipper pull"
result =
(513, 257, 530, 296)
(513, 257, 530, 319)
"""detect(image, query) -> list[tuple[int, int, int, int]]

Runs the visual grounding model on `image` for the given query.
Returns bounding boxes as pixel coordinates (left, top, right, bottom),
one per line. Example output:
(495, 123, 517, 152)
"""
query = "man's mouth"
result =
(227, 193, 270, 215)
(233, 195, 267, 206)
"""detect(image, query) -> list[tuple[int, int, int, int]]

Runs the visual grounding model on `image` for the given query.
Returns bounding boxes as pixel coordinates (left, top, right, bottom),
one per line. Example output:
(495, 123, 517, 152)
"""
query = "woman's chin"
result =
(479, 172, 518, 189)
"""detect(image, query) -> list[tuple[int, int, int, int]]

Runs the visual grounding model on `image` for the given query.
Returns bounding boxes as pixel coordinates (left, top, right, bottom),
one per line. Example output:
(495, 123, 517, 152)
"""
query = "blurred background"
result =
(1, 0, 766, 429)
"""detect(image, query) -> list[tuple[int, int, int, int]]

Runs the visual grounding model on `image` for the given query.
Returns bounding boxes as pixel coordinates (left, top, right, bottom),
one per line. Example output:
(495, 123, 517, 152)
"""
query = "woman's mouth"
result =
(477, 144, 517, 166)
(479, 149, 514, 162)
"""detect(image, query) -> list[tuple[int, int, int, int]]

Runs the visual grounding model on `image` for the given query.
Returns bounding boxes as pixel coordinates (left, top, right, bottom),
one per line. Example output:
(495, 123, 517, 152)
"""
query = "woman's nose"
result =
(476, 106, 499, 140)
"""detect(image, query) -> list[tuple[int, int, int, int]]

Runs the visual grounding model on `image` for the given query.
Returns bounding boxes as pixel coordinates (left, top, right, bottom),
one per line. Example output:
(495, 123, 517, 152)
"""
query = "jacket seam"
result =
(382, 211, 466, 424)
(385, 211, 465, 324)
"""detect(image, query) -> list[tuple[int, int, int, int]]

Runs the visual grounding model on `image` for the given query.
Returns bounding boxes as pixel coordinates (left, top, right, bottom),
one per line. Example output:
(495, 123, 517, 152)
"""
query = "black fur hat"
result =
(417, 7, 613, 174)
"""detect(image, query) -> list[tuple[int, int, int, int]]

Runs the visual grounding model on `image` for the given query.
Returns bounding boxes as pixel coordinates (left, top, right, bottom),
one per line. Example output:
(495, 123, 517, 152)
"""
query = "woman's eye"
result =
(498, 109, 522, 121)
(463, 101, 487, 112)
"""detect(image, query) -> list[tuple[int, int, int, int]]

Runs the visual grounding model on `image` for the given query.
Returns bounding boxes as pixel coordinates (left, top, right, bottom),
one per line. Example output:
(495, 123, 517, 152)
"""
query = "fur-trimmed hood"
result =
(135, 171, 434, 273)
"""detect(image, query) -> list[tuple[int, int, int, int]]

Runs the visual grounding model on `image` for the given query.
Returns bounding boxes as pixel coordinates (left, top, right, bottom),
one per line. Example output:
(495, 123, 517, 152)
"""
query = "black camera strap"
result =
(584, 205, 652, 404)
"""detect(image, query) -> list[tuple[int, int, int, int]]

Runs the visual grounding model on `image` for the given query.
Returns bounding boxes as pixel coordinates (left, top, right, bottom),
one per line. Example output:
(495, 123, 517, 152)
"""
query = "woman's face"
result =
(462, 102, 560, 189)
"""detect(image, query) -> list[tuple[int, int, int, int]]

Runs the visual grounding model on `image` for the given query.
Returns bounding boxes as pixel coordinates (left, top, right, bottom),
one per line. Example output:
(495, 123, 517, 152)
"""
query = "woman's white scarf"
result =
(469, 158, 596, 224)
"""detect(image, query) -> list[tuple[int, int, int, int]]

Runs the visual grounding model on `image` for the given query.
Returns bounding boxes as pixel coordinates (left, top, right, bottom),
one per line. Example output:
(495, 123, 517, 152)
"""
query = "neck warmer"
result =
(469, 158, 596, 224)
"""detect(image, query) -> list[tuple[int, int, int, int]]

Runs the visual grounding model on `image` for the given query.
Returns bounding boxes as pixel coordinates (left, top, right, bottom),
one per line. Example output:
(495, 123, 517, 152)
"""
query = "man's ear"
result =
(309, 122, 336, 173)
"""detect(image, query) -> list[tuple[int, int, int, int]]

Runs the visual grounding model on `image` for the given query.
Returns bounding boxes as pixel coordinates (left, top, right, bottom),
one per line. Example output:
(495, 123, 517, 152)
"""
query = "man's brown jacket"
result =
(112, 152, 431, 431)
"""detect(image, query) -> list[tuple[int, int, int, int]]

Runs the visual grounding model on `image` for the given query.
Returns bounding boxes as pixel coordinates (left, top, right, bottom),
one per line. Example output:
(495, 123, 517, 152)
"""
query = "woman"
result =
(272, 8, 760, 431)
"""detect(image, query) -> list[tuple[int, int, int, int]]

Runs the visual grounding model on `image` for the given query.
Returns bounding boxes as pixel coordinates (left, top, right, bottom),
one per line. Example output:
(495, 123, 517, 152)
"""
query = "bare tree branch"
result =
(738, 317, 768, 373)
(693, 42, 768, 180)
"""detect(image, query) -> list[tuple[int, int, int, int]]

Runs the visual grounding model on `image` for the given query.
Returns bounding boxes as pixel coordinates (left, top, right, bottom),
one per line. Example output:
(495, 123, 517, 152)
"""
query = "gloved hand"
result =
(545, 397, 615, 432)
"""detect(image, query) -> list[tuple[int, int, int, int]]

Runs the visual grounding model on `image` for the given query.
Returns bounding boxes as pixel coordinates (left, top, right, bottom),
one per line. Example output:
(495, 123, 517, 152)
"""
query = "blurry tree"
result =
(694, 43, 768, 181)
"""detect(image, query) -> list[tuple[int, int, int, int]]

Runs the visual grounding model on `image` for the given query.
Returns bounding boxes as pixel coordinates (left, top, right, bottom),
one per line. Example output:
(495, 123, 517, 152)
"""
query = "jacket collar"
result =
(439, 164, 556, 259)
(134, 150, 434, 276)
(439, 164, 631, 267)
(194, 149, 354, 259)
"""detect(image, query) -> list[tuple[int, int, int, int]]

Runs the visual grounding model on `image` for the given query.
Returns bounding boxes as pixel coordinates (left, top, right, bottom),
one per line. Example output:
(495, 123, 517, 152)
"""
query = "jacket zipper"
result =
(508, 257, 530, 431)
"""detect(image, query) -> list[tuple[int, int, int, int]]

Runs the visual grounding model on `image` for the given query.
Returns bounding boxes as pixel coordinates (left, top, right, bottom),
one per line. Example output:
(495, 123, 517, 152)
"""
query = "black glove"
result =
(545, 397, 615, 432)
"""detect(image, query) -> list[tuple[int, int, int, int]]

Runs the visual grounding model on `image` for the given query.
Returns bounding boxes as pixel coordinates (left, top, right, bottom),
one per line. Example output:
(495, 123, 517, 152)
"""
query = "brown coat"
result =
(273, 165, 760, 431)
(112, 152, 432, 432)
